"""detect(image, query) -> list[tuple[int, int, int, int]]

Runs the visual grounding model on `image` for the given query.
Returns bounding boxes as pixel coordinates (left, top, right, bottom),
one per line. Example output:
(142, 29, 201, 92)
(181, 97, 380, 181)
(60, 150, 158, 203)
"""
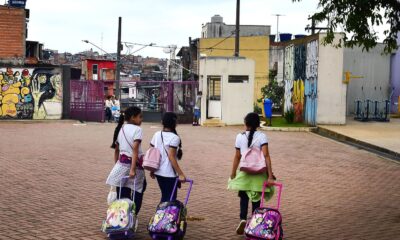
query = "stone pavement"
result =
(0, 122, 399, 240)
(319, 118, 400, 156)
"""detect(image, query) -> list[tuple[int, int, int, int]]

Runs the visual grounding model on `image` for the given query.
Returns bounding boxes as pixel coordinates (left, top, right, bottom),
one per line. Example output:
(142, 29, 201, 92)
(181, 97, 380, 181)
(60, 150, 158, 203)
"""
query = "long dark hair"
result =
(110, 107, 142, 149)
(162, 112, 183, 159)
(245, 112, 260, 148)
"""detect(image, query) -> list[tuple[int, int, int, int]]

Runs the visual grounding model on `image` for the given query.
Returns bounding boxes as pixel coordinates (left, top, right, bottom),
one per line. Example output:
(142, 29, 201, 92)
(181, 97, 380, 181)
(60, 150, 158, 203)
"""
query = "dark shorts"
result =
(194, 109, 200, 118)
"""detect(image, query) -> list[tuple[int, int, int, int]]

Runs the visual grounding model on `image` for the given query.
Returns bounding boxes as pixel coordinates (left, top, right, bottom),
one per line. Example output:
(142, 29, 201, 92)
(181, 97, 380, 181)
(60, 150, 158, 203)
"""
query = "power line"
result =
(200, 32, 236, 53)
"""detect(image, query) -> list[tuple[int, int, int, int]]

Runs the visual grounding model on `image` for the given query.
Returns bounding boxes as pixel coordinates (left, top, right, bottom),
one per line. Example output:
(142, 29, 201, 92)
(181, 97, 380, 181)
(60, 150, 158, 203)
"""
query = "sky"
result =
(25, 0, 321, 58)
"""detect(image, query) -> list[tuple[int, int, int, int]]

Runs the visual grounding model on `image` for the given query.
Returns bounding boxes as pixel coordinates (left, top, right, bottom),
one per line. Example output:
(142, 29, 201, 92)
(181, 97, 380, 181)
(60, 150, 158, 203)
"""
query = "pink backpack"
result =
(143, 132, 168, 172)
(239, 136, 266, 174)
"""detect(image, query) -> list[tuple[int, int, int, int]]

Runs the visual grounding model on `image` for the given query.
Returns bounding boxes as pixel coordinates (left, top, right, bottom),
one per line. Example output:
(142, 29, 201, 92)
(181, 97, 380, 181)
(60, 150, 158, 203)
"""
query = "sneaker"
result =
(236, 220, 247, 235)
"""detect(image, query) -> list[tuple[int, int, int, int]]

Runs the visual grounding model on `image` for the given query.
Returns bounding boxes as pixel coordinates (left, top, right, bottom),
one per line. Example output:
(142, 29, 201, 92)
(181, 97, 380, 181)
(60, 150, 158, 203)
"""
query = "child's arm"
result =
(168, 148, 186, 181)
(129, 141, 140, 178)
(114, 144, 120, 163)
(262, 145, 274, 185)
(230, 149, 241, 179)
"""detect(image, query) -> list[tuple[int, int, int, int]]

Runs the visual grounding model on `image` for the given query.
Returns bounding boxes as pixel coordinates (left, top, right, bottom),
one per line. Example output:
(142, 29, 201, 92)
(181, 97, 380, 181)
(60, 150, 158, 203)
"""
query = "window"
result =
(92, 64, 98, 75)
(228, 75, 249, 83)
(208, 76, 221, 100)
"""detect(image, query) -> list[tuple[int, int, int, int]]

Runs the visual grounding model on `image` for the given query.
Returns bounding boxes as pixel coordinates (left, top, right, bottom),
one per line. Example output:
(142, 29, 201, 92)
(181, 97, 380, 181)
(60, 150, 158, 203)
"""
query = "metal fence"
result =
(69, 80, 199, 122)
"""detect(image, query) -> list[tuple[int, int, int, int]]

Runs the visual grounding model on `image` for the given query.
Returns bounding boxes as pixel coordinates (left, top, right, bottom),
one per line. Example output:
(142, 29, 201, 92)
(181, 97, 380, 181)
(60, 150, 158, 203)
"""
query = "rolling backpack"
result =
(148, 179, 194, 240)
(102, 176, 137, 240)
(245, 182, 284, 240)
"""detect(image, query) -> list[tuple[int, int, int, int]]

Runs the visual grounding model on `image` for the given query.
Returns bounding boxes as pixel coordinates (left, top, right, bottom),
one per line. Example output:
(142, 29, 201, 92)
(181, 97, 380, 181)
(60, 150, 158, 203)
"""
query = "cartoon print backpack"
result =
(102, 177, 137, 239)
(245, 182, 283, 240)
(148, 179, 193, 240)
(143, 132, 168, 172)
(239, 134, 267, 174)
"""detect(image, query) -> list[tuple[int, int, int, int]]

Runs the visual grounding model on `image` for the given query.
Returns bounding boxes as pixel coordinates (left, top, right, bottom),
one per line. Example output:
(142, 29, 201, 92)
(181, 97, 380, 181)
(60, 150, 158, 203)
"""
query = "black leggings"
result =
(156, 175, 179, 202)
(239, 191, 260, 220)
(116, 179, 147, 215)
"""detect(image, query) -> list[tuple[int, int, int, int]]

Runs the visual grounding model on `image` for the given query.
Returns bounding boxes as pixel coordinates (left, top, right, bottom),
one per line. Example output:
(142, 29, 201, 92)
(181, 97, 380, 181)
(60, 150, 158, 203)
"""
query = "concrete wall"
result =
(269, 45, 284, 83)
(0, 66, 63, 119)
(317, 33, 346, 125)
(344, 45, 392, 115)
(200, 36, 268, 105)
(390, 33, 400, 113)
(199, 57, 255, 125)
(202, 23, 270, 39)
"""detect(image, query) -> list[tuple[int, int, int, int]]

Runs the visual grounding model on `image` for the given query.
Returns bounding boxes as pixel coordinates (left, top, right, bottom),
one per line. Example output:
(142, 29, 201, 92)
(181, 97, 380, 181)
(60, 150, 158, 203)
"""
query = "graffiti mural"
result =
(305, 40, 319, 126)
(284, 45, 294, 113)
(293, 45, 306, 122)
(0, 67, 62, 120)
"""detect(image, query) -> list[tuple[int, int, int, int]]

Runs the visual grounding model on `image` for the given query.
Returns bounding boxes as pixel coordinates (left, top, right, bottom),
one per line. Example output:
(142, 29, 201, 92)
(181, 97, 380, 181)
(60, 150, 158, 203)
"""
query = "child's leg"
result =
(251, 200, 261, 213)
(156, 175, 178, 202)
(238, 191, 249, 220)
(116, 187, 132, 199)
(133, 179, 147, 215)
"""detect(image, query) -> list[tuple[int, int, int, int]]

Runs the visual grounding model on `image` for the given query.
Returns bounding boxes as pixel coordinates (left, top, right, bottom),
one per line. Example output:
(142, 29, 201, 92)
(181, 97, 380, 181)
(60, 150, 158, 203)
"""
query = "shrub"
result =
(284, 108, 295, 124)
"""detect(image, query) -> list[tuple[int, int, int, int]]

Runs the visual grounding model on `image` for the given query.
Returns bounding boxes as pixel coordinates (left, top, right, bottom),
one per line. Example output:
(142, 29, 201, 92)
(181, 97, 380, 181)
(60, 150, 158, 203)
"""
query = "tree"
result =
(293, 0, 400, 53)
(258, 70, 285, 112)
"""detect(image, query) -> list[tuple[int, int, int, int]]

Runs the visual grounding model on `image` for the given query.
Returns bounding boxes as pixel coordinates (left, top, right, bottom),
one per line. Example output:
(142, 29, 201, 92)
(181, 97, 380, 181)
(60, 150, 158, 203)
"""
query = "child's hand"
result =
(178, 174, 186, 182)
(266, 177, 275, 187)
(150, 172, 156, 179)
(230, 173, 236, 180)
(129, 169, 136, 178)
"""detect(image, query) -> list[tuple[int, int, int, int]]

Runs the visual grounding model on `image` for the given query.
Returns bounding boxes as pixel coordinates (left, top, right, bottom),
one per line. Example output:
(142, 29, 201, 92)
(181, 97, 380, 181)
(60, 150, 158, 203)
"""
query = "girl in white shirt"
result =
(106, 106, 146, 215)
(228, 112, 275, 235)
(149, 112, 186, 202)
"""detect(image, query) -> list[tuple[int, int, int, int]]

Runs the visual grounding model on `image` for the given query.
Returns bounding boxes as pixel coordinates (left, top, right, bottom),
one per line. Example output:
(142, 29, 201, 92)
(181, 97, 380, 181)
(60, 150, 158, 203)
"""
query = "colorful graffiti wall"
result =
(283, 38, 319, 125)
(0, 67, 63, 120)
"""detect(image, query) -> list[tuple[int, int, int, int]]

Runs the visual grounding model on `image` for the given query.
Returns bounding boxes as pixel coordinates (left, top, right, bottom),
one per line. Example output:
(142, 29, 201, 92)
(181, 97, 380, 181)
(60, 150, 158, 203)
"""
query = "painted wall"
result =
(200, 36, 268, 105)
(390, 33, 400, 113)
(0, 67, 63, 120)
(283, 45, 294, 113)
(305, 40, 319, 126)
(317, 33, 346, 125)
(344, 45, 391, 115)
(199, 57, 255, 125)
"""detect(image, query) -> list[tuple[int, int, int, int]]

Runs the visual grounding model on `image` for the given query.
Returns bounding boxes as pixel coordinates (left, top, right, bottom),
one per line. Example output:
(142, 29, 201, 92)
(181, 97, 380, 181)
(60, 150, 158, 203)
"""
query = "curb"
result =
(0, 120, 78, 124)
(314, 127, 400, 162)
(260, 121, 316, 132)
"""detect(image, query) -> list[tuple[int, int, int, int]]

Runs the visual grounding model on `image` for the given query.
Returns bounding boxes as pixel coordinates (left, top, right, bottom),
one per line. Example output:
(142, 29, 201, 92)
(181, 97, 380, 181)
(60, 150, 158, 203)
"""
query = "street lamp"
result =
(82, 40, 113, 58)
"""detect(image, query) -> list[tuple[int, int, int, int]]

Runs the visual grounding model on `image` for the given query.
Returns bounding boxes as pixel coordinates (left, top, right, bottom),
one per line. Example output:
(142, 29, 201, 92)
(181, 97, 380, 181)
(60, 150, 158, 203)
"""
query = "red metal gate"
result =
(70, 80, 105, 122)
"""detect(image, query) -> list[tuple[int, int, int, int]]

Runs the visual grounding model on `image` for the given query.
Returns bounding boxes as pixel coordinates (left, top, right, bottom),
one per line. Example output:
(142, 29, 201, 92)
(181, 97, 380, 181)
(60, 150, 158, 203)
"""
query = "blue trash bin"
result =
(263, 98, 273, 119)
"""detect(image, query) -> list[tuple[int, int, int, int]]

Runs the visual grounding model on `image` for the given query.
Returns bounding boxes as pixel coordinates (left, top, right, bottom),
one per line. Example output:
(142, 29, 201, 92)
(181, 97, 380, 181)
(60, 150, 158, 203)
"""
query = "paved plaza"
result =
(0, 122, 399, 240)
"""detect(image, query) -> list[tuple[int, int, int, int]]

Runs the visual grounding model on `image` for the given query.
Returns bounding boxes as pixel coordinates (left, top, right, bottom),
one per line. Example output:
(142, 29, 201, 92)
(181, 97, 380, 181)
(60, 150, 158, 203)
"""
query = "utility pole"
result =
(305, 15, 328, 34)
(234, 0, 240, 57)
(116, 17, 122, 99)
(272, 14, 284, 42)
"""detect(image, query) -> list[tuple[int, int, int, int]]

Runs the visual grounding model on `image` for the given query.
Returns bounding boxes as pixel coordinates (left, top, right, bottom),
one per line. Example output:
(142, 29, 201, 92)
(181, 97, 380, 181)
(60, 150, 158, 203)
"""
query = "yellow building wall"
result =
(199, 36, 269, 106)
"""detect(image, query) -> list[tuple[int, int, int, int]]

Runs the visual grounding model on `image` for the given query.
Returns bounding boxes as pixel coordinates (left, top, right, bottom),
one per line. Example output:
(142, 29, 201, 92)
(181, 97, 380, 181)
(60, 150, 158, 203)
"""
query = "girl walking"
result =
(106, 106, 146, 216)
(149, 112, 186, 202)
(228, 112, 275, 235)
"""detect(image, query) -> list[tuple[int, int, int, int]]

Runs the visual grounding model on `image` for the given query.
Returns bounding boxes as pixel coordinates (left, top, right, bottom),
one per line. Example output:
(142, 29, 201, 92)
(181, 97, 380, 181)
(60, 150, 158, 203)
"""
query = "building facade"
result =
(201, 15, 270, 39)
(200, 36, 269, 105)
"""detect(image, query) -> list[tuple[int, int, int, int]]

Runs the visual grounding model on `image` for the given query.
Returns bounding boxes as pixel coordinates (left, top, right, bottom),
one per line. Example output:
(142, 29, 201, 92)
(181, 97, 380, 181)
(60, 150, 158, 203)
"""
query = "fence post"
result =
(167, 81, 174, 112)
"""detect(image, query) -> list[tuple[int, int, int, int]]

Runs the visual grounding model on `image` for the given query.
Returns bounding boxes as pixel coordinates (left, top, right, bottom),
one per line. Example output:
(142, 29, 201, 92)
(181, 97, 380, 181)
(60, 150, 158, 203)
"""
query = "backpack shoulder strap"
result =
(121, 125, 134, 150)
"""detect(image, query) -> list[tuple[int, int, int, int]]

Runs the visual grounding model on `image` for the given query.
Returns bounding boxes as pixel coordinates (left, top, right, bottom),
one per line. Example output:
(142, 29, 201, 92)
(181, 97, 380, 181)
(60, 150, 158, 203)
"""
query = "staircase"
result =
(202, 118, 226, 127)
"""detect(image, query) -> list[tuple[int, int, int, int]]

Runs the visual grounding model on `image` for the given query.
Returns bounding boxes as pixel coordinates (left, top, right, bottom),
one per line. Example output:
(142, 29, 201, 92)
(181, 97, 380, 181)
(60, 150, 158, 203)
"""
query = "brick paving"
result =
(0, 122, 399, 240)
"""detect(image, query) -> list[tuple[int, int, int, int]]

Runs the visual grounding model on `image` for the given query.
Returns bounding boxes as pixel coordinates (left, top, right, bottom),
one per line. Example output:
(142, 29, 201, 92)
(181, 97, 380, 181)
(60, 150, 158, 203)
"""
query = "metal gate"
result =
(70, 80, 105, 122)
(70, 80, 199, 123)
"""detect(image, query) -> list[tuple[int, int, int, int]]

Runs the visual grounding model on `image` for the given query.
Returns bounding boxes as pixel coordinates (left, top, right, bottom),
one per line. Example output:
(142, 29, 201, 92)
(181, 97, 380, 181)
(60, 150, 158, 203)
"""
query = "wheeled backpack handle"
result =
(260, 182, 283, 210)
(170, 178, 194, 206)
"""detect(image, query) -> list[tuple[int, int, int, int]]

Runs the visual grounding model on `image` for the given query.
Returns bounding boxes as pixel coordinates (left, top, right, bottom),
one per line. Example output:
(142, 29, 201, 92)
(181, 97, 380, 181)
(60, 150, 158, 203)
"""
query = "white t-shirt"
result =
(235, 131, 268, 155)
(117, 124, 143, 157)
(150, 131, 181, 178)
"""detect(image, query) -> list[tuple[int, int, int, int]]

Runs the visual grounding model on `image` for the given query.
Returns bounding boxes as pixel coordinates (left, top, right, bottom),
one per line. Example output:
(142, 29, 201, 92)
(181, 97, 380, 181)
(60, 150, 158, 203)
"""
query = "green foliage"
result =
(254, 104, 262, 114)
(259, 70, 284, 112)
(284, 108, 295, 124)
(293, 0, 400, 53)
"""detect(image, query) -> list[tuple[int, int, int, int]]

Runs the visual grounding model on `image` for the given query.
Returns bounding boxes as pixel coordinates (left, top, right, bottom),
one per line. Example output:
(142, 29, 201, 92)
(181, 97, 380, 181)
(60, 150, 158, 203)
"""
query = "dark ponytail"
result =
(245, 112, 261, 148)
(111, 112, 125, 149)
(162, 112, 183, 160)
